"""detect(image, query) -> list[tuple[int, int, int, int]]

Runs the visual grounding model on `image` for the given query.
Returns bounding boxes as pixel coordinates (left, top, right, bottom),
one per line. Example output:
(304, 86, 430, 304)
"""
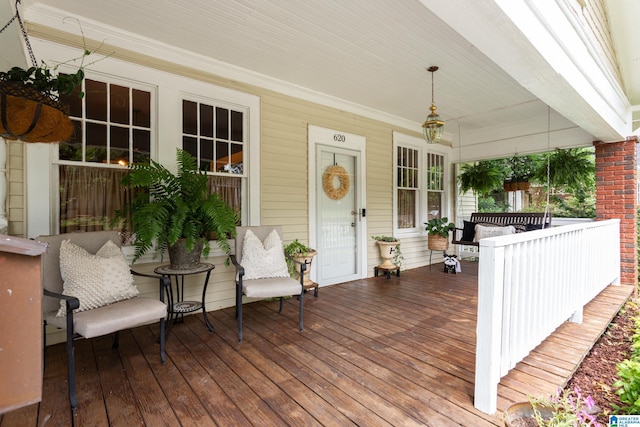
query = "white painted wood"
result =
(474, 219, 621, 414)
(20, 0, 636, 149)
(0, 141, 7, 234)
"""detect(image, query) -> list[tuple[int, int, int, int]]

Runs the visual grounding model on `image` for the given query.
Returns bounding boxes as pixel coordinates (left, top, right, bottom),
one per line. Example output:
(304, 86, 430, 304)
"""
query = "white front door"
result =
(317, 147, 359, 284)
(309, 125, 366, 286)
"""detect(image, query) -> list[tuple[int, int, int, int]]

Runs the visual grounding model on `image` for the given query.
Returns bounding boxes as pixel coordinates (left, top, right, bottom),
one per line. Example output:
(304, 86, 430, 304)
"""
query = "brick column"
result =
(594, 136, 638, 291)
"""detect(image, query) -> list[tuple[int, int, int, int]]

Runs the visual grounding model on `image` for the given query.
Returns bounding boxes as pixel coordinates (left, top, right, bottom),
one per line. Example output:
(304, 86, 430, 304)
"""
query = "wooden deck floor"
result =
(1, 260, 632, 426)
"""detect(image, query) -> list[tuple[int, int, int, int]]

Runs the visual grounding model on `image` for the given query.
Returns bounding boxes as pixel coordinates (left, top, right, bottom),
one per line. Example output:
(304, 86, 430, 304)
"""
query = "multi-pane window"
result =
(182, 99, 245, 217)
(57, 78, 153, 233)
(397, 146, 419, 230)
(426, 153, 445, 221)
(394, 137, 447, 235)
(60, 78, 152, 165)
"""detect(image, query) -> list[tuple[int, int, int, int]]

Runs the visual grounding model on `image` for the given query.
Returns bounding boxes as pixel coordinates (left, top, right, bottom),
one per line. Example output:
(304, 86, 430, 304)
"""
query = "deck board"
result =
(0, 261, 631, 426)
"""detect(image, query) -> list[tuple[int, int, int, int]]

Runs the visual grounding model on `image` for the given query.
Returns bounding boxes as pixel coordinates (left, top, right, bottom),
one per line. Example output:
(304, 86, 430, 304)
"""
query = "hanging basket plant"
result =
(0, 10, 95, 143)
(0, 79, 74, 142)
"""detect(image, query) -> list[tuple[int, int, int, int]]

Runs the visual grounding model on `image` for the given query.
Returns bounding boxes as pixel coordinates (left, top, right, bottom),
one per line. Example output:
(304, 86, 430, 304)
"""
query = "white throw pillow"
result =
(56, 239, 139, 316)
(240, 229, 289, 280)
(473, 224, 516, 242)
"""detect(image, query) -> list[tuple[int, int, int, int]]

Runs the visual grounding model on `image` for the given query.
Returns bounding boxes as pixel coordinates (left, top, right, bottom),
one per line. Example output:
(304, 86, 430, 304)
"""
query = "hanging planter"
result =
(0, 9, 94, 143)
(0, 81, 74, 142)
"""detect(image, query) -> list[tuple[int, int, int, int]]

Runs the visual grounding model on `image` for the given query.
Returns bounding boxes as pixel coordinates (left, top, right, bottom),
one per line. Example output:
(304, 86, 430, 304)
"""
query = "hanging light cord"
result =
(0, 0, 38, 67)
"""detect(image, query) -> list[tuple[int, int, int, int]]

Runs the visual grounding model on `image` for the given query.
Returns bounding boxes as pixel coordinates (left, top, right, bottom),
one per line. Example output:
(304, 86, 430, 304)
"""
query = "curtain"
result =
(59, 165, 133, 234)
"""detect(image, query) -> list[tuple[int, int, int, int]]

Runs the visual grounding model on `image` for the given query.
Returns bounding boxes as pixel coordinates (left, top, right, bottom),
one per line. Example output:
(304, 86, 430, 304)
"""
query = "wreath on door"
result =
(322, 165, 350, 200)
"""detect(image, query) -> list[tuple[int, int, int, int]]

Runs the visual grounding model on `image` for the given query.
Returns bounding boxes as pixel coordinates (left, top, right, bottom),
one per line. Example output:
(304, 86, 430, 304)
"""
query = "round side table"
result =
(154, 262, 215, 334)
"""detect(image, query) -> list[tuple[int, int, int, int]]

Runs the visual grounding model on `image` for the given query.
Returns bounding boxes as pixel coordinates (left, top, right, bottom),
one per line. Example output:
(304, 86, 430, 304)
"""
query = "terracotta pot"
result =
(503, 181, 517, 192)
(0, 82, 73, 143)
(167, 239, 204, 270)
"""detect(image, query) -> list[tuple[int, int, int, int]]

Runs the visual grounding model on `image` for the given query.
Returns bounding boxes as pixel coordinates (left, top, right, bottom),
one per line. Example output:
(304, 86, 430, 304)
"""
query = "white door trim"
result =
(308, 125, 367, 285)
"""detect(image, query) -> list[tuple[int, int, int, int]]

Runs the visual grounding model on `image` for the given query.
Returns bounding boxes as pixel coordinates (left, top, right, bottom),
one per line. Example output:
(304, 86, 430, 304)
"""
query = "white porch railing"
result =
(473, 219, 621, 414)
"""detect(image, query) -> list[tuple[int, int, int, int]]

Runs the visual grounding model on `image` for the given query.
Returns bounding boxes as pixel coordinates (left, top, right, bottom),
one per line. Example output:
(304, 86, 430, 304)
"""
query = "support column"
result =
(594, 137, 638, 292)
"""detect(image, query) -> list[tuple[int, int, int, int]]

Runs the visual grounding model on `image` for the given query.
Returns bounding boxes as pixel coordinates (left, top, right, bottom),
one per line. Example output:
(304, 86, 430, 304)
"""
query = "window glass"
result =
(397, 146, 419, 229)
(57, 78, 153, 233)
(426, 153, 445, 221)
(182, 99, 246, 217)
(394, 139, 447, 235)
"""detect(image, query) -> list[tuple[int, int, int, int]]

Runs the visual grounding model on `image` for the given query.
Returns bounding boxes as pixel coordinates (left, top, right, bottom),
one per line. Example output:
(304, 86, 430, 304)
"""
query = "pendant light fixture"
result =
(422, 66, 445, 144)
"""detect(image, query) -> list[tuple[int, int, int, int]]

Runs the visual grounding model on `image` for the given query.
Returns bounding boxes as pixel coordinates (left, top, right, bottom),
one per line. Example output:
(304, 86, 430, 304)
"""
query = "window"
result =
(426, 152, 445, 222)
(397, 146, 419, 230)
(181, 99, 245, 219)
(25, 39, 260, 238)
(57, 77, 153, 233)
(393, 132, 448, 236)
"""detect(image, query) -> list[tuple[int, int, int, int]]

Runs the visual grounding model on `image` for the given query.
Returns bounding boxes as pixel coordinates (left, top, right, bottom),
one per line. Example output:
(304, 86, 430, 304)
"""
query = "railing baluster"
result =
(474, 219, 621, 414)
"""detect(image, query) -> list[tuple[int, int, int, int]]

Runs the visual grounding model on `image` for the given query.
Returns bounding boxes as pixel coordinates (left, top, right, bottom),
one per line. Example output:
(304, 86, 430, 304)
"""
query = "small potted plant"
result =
(504, 155, 537, 192)
(118, 148, 238, 270)
(424, 217, 455, 251)
(284, 239, 317, 287)
(504, 387, 601, 427)
(371, 235, 404, 270)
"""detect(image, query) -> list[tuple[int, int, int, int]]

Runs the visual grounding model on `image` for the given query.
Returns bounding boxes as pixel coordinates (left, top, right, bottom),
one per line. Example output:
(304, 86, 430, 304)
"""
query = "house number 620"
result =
(333, 134, 346, 142)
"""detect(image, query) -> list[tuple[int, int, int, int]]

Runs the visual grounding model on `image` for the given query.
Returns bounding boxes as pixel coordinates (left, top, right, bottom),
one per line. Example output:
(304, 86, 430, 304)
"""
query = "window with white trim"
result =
(181, 99, 245, 218)
(394, 134, 447, 236)
(57, 76, 154, 233)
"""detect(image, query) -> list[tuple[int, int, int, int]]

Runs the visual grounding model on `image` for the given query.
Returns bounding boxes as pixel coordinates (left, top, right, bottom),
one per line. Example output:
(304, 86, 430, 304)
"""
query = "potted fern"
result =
(120, 148, 237, 269)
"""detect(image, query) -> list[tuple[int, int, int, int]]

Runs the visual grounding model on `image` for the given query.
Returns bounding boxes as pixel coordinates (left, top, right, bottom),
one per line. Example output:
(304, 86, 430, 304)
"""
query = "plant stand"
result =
(374, 265, 400, 279)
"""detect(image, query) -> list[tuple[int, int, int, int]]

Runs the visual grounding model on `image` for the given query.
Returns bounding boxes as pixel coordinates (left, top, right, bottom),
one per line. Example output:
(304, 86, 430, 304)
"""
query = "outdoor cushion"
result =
(473, 224, 516, 242)
(56, 239, 139, 316)
(242, 277, 303, 298)
(240, 229, 289, 280)
(461, 220, 476, 242)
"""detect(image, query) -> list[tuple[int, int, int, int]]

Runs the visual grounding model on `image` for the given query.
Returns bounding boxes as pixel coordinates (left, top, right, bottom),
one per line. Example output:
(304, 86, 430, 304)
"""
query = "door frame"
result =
(308, 125, 367, 285)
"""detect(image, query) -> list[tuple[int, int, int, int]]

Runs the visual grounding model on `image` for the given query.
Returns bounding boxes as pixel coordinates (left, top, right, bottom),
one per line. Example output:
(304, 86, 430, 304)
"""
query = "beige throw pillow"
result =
(56, 239, 139, 316)
(240, 229, 289, 280)
(473, 224, 516, 242)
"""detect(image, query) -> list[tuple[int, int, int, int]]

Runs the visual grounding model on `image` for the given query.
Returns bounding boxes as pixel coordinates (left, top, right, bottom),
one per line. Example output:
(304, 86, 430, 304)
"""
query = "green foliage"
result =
(424, 217, 455, 237)
(614, 316, 640, 414)
(0, 19, 108, 100)
(284, 239, 316, 277)
(505, 154, 541, 183)
(371, 235, 399, 242)
(284, 239, 314, 256)
(457, 161, 504, 196)
(119, 148, 237, 263)
(549, 187, 596, 218)
(478, 195, 510, 213)
(0, 65, 85, 98)
(536, 148, 595, 192)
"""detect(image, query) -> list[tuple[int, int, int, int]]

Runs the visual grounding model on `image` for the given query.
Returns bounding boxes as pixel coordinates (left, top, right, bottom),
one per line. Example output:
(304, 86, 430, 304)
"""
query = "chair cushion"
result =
(473, 224, 516, 242)
(240, 229, 289, 280)
(56, 239, 139, 316)
(242, 277, 303, 298)
(46, 297, 166, 338)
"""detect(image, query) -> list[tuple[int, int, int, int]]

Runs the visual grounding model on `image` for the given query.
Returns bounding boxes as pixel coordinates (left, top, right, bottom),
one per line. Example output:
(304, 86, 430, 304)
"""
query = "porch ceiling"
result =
(2, 0, 638, 160)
